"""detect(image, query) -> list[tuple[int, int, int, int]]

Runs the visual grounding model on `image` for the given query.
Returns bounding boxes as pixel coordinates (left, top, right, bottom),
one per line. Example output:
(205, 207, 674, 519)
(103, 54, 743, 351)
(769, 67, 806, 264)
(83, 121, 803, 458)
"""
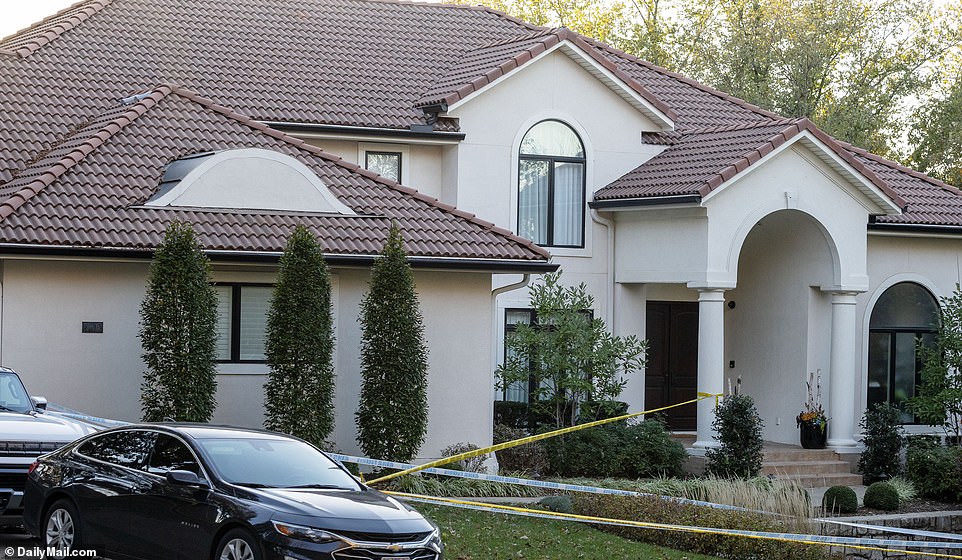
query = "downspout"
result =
(590, 209, 615, 328)
(488, 274, 531, 469)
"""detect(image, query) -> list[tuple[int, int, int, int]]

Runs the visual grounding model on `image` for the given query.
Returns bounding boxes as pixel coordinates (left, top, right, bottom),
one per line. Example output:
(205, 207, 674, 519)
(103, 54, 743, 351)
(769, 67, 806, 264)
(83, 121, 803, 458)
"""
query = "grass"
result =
(416, 503, 723, 560)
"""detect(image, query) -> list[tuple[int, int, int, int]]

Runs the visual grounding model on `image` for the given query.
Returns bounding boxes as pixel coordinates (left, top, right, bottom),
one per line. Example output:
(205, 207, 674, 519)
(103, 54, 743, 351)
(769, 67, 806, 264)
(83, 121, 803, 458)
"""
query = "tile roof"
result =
(594, 119, 905, 209)
(0, 84, 550, 262)
(416, 27, 677, 123)
(0, 0, 957, 229)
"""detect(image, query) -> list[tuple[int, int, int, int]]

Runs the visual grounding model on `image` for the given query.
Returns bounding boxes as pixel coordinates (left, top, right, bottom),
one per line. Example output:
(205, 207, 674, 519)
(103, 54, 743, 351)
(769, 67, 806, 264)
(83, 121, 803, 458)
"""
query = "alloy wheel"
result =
(219, 538, 255, 560)
(45, 508, 75, 550)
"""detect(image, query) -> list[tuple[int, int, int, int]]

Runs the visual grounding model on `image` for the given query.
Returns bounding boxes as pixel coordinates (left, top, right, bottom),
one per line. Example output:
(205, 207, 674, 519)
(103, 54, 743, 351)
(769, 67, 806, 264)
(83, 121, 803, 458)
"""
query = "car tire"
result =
(43, 499, 83, 551)
(215, 528, 263, 560)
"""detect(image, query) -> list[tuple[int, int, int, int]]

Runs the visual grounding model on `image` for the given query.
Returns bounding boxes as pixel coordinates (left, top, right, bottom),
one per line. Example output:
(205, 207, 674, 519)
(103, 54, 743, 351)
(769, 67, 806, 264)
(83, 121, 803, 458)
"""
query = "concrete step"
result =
(761, 460, 852, 476)
(763, 449, 840, 462)
(777, 472, 864, 488)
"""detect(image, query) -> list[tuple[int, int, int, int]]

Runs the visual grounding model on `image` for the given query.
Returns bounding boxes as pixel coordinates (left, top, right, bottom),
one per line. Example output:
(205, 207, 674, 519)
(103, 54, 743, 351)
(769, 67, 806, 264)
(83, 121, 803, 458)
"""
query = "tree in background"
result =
(355, 225, 429, 462)
(497, 271, 647, 428)
(140, 221, 218, 422)
(911, 55, 962, 189)
(264, 225, 336, 447)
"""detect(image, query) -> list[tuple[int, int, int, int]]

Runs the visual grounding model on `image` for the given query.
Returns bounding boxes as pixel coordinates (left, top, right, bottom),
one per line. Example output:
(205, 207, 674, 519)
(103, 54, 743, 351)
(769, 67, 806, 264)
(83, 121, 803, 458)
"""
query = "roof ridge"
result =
(168, 86, 551, 259)
(838, 140, 962, 198)
(0, 0, 111, 58)
(0, 85, 172, 220)
(350, 0, 547, 33)
(470, 27, 558, 50)
(578, 35, 783, 122)
(680, 118, 803, 136)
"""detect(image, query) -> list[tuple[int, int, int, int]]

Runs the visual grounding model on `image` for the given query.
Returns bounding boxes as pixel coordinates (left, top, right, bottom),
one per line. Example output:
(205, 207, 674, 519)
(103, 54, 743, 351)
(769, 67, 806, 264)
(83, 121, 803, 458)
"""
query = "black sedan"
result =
(22, 424, 442, 560)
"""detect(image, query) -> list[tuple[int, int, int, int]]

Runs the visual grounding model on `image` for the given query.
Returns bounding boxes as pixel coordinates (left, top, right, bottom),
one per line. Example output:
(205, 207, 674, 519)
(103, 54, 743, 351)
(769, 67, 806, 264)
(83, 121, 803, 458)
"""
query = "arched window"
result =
(518, 120, 586, 248)
(867, 282, 940, 423)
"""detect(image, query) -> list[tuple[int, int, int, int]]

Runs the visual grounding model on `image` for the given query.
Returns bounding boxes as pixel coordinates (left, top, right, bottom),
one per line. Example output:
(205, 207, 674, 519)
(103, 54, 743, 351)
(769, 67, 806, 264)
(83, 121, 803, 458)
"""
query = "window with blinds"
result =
(214, 284, 272, 362)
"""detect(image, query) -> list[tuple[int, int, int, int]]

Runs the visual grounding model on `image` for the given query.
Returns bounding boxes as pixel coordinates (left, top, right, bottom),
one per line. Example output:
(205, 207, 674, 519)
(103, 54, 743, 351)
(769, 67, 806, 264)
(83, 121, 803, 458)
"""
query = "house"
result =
(0, 0, 958, 460)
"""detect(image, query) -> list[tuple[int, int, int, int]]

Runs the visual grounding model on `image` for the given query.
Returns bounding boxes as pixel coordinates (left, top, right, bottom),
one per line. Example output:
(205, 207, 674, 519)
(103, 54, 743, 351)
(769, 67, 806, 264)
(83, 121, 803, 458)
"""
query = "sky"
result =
(2, 1, 77, 38)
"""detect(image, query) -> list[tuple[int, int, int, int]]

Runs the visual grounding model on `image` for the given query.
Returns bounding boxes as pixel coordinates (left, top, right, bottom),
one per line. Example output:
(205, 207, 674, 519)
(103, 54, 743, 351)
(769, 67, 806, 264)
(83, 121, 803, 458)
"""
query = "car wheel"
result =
(43, 499, 82, 551)
(216, 529, 262, 560)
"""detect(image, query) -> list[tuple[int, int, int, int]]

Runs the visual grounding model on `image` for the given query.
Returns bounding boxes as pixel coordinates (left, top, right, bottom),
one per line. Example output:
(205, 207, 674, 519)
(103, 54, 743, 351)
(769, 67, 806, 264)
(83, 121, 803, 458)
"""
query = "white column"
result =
(694, 289, 726, 449)
(828, 291, 859, 448)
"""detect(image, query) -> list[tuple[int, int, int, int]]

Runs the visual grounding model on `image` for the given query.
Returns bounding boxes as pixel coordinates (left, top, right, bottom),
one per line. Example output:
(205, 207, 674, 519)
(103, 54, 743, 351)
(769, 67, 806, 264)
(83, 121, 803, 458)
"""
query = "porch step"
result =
(760, 444, 862, 488)
(776, 472, 864, 488)
(763, 448, 840, 463)
(761, 460, 852, 476)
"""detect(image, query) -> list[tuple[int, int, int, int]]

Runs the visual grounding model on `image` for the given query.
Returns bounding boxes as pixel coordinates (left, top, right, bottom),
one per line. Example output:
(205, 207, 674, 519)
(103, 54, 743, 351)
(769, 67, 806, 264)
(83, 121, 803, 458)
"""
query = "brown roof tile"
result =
(0, 84, 549, 261)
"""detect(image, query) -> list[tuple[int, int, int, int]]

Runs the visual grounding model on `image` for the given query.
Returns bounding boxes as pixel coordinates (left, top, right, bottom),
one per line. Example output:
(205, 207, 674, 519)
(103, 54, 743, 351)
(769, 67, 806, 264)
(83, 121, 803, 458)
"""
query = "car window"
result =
(77, 430, 155, 469)
(0, 372, 31, 413)
(147, 433, 201, 476)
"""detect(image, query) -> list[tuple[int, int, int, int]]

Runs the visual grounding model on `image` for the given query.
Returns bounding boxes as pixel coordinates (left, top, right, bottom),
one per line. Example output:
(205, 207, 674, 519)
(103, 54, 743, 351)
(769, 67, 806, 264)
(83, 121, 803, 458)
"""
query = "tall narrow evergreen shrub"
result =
(264, 225, 336, 446)
(858, 402, 905, 484)
(140, 221, 218, 422)
(705, 393, 765, 478)
(355, 225, 429, 461)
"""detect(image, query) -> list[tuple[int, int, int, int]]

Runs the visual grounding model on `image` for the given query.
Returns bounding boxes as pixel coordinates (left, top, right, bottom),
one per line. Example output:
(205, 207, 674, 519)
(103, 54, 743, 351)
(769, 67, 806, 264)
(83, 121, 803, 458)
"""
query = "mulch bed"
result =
(821, 498, 962, 517)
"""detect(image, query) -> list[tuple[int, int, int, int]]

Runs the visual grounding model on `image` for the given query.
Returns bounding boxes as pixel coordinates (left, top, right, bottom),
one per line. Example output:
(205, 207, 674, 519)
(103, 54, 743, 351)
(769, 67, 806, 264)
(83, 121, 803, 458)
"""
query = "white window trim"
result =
(358, 142, 410, 185)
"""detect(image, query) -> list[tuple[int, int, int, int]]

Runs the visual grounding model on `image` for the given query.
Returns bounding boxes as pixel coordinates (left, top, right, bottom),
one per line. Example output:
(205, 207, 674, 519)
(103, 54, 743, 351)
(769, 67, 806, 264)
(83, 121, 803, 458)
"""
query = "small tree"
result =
(497, 271, 647, 428)
(355, 225, 429, 462)
(264, 225, 335, 447)
(910, 284, 962, 444)
(706, 388, 764, 479)
(858, 402, 906, 484)
(140, 221, 218, 422)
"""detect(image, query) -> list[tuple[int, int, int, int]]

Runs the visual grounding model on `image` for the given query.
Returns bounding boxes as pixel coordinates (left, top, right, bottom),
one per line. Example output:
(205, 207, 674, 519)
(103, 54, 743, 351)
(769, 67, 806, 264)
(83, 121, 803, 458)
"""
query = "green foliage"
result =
(863, 482, 900, 511)
(263, 225, 335, 447)
(355, 225, 429, 462)
(540, 420, 686, 478)
(574, 494, 828, 559)
(906, 439, 962, 502)
(492, 424, 548, 474)
(497, 271, 647, 428)
(578, 400, 630, 423)
(910, 61, 962, 189)
(705, 393, 764, 479)
(821, 486, 858, 514)
(538, 495, 574, 514)
(388, 472, 544, 498)
(440, 442, 487, 473)
(910, 284, 962, 442)
(139, 221, 218, 422)
(887, 476, 918, 504)
(858, 402, 906, 484)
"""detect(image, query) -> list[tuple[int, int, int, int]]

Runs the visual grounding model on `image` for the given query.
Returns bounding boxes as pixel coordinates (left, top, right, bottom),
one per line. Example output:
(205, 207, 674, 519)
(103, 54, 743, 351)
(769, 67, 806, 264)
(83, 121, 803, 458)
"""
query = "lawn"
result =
(416, 503, 722, 560)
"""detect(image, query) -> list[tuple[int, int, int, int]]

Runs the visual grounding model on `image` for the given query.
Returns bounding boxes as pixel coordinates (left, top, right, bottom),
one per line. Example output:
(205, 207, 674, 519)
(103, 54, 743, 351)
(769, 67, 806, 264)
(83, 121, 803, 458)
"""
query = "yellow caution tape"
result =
(367, 394, 721, 485)
(388, 492, 962, 559)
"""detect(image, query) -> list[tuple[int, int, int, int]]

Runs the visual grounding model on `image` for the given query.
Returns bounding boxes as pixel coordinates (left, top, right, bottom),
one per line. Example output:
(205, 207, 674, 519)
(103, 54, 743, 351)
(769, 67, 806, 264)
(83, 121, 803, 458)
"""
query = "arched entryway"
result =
(726, 209, 838, 444)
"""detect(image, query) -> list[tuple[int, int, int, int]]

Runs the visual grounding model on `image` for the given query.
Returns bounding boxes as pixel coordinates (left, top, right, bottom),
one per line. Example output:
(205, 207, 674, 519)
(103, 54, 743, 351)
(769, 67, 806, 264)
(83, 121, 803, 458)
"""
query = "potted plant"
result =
(797, 370, 828, 449)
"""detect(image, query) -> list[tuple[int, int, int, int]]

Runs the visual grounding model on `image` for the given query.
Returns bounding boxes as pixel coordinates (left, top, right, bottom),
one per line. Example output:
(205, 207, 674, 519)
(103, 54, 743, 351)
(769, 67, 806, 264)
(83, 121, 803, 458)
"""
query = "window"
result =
(77, 431, 155, 469)
(214, 284, 272, 362)
(518, 120, 586, 248)
(147, 433, 201, 476)
(867, 282, 940, 423)
(364, 151, 402, 182)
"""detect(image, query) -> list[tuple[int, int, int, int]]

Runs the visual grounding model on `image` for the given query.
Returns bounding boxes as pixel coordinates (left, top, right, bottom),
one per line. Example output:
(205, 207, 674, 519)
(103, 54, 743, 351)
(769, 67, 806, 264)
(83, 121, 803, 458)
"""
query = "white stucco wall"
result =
(0, 258, 494, 459)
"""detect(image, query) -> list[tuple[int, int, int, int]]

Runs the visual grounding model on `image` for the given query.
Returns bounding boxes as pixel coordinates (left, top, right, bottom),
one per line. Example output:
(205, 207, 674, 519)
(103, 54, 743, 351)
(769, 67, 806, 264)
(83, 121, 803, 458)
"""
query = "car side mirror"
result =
(30, 396, 47, 411)
(165, 470, 205, 486)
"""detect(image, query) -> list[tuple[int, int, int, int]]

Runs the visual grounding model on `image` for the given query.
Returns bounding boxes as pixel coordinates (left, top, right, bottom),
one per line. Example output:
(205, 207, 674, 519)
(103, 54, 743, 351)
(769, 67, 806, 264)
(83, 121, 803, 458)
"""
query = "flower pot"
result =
(799, 420, 827, 449)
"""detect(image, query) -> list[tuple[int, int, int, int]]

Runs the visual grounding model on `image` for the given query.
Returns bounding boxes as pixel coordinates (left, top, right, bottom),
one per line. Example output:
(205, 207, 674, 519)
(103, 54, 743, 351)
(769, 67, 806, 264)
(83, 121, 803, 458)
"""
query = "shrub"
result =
(440, 442, 487, 473)
(863, 482, 900, 511)
(578, 400, 630, 423)
(706, 393, 764, 479)
(619, 420, 687, 479)
(888, 476, 918, 504)
(821, 485, 858, 514)
(493, 401, 530, 430)
(541, 424, 625, 477)
(355, 225, 429, 462)
(574, 494, 827, 559)
(538, 495, 574, 514)
(139, 221, 218, 422)
(858, 402, 905, 484)
(906, 442, 962, 502)
(263, 225, 335, 447)
(492, 424, 547, 474)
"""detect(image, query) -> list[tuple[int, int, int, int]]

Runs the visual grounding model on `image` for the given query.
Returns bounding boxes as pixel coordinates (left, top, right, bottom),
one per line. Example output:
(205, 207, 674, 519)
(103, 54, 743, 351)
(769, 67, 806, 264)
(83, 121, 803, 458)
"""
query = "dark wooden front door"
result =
(645, 302, 698, 430)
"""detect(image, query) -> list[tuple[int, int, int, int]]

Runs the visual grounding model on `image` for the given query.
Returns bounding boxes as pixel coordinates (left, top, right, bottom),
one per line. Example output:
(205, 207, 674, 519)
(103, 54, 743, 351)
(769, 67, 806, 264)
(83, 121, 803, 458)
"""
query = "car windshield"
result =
(0, 371, 32, 413)
(196, 436, 360, 490)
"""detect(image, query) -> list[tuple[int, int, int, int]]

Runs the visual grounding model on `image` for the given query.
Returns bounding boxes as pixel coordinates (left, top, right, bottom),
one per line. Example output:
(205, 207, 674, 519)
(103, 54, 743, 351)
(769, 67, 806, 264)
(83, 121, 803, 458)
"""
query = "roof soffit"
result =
(444, 39, 676, 131)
